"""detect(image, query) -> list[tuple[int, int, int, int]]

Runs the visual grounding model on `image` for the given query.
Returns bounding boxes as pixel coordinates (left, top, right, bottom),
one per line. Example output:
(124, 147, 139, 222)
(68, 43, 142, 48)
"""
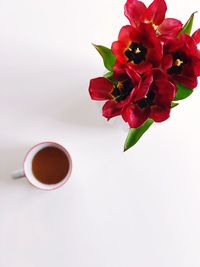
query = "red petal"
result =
(150, 106, 170, 122)
(147, 44, 163, 66)
(128, 61, 152, 74)
(153, 68, 168, 80)
(89, 77, 113, 100)
(140, 23, 163, 65)
(192, 29, 200, 45)
(171, 63, 197, 89)
(163, 38, 183, 53)
(134, 72, 153, 101)
(154, 79, 176, 105)
(124, 0, 147, 27)
(122, 104, 150, 128)
(111, 41, 127, 64)
(113, 61, 126, 74)
(194, 60, 200, 76)
(174, 75, 197, 89)
(125, 65, 141, 84)
(158, 18, 182, 39)
(118, 25, 135, 44)
(102, 100, 123, 119)
(162, 54, 173, 71)
(181, 34, 198, 56)
(145, 0, 167, 25)
(113, 64, 130, 81)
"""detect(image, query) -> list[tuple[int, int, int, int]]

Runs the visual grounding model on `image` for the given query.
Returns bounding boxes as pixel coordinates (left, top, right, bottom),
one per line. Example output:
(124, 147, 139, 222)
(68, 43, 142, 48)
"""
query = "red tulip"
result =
(89, 67, 143, 119)
(112, 23, 162, 74)
(124, 0, 182, 40)
(122, 69, 176, 128)
(192, 29, 200, 45)
(162, 33, 200, 89)
(89, 66, 152, 119)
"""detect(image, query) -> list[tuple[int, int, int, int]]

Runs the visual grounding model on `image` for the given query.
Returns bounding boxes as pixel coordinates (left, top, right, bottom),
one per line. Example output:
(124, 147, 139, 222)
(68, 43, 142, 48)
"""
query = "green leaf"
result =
(104, 71, 113, 78)
(104, 71, 118, 84)
(124, 119, 154, 152)
(174, 84, 193, 101)
(93, 44, 116, 71)
(178, 12, 197, 37)
(171, 102, 179, 108)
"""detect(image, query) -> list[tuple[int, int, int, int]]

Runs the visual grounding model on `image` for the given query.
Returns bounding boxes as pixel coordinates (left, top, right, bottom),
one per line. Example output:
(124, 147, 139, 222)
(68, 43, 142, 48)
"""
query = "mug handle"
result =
(12, 169, 25, 179)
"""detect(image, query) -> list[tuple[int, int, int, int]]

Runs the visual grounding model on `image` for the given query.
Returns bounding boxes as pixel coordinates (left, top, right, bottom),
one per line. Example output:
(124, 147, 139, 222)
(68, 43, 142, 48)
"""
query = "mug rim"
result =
(23, 141, 72, 190)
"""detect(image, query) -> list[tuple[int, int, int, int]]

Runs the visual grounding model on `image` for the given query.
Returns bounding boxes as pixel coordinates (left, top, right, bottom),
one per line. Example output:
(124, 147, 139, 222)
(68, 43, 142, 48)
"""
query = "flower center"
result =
(136, 90, 155, 109)
(175, 59, 183, 66)
(167, 52, 187, 75)
(111, 80, 133, 102)
(125, 42, 147, 64)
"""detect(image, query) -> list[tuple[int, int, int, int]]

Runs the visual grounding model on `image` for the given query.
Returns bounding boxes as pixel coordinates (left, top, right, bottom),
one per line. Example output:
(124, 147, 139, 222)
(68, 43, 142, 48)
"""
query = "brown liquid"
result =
(32, 146, 69, 184)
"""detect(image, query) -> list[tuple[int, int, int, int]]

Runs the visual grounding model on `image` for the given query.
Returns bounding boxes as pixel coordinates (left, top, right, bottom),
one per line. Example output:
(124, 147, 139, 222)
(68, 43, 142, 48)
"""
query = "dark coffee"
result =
(32, 146, 69, 184)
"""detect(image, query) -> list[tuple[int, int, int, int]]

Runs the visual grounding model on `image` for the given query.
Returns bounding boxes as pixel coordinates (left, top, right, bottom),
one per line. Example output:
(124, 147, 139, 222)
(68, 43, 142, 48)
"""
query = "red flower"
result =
(89, 67, 152, 120)
(162, 33, 200, 89)
(122, 69, 176, 128)
(192, 29, 200, 46)
(112, 23, 162, 74)
(192, 28, 200, 70)
(124, 0, 182, 40)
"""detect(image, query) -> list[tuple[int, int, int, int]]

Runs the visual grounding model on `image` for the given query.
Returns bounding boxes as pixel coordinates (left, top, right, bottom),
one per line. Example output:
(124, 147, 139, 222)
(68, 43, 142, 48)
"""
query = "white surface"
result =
(0, 0, 200, 266)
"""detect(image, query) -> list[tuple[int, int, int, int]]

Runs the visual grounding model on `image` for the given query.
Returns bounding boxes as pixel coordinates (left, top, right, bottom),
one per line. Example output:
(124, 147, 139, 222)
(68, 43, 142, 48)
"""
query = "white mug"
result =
(12, 142, 72, 190)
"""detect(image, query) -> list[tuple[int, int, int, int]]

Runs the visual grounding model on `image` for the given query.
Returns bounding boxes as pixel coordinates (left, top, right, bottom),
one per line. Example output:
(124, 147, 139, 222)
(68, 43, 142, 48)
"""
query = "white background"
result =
(0, 0, 200, 266)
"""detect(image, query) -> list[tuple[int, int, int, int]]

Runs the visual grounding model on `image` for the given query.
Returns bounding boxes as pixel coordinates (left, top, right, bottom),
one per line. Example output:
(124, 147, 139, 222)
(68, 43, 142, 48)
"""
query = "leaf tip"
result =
(92, 43, 97, 48)
(171, 102, 179, 108)
(188, 11, 198, 20)
(123, 147, 128, 152)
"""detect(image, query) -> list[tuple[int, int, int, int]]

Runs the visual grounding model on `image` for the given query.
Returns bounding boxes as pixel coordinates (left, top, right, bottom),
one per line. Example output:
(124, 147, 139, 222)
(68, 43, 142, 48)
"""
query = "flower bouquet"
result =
(89, 0, 200, 151)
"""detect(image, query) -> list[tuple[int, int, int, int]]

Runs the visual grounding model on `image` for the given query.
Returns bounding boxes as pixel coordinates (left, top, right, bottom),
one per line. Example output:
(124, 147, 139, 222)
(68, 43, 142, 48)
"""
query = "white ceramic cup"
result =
(12, 142, 72, 190)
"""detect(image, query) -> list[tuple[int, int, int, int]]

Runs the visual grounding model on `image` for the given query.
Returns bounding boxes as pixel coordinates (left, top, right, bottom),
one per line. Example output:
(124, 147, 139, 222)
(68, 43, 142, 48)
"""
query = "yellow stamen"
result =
(117, 82, 123, 90)
(152, 24, 158, 30)
(135, 47, 141, 54)
(175, 59, 183, 66)
(152, 23, 160, 35)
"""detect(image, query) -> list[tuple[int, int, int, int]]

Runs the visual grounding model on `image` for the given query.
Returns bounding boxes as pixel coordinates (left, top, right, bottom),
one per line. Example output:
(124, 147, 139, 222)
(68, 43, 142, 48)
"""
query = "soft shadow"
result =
(57, 96, 106, 128)
(0, 144, 32, 189)
(47, 67, 107, 128)
(6, 65, 108, 129)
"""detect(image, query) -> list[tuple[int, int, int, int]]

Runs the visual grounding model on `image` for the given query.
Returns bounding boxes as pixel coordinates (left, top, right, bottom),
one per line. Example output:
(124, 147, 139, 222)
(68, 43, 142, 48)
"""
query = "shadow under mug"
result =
(12, 142, 72, 190)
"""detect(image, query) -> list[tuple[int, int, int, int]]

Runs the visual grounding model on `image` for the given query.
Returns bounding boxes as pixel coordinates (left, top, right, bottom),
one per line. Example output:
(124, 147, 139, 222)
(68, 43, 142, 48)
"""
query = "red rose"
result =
(162, 33, 200, 89)
(122, 69, 176, 128)
(112, 23, 162, 74)
(124, 0, 182, 40)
